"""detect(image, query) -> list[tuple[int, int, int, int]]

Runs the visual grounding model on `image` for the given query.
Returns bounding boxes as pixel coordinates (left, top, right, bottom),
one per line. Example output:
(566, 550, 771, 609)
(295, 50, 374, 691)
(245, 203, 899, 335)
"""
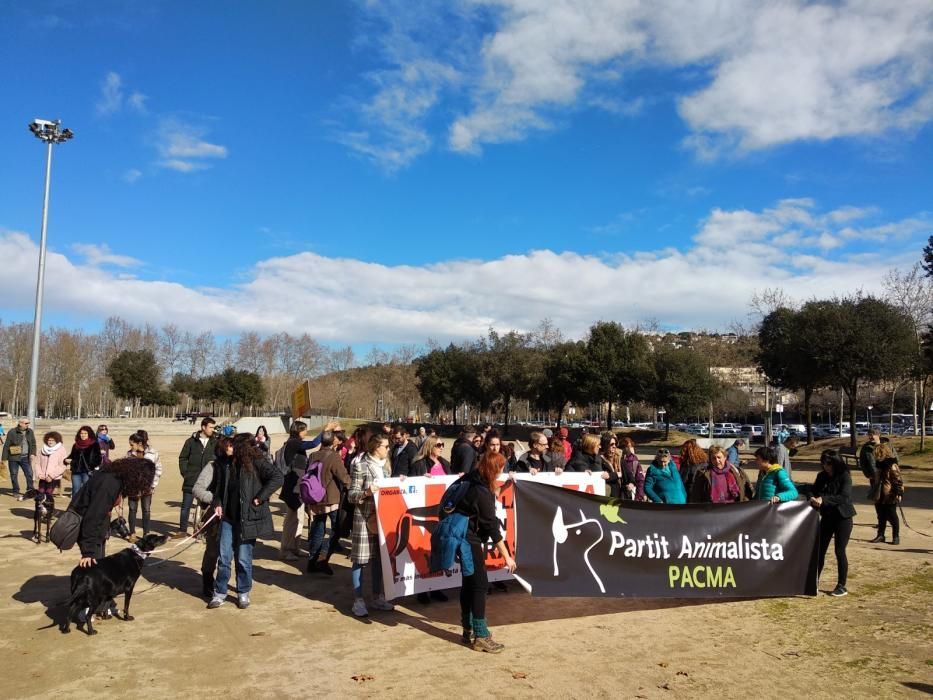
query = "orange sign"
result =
(291, 380, 312, 418)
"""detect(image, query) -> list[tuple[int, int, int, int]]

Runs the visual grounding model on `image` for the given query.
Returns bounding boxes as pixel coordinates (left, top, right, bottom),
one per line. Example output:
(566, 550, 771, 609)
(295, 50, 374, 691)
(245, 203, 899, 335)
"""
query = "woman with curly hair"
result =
(677, 439, 708, 495)
(72, 456, 156, 568)
(207, 433, 283, 610)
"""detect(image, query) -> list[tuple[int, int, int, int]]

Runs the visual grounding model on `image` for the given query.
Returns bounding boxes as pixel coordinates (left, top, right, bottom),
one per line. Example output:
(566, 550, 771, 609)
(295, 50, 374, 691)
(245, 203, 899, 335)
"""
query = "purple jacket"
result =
(622, 453, 646, 501)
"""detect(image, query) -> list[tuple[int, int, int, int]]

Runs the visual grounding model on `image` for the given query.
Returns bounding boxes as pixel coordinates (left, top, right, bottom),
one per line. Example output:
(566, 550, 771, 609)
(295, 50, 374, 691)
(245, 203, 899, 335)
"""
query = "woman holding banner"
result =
(348, 433, 395, 617)
(753, 446, 798, 503)
(453, 451, 517, 653)
(810, 449, 855, 596)
(644, 448, 687, 504)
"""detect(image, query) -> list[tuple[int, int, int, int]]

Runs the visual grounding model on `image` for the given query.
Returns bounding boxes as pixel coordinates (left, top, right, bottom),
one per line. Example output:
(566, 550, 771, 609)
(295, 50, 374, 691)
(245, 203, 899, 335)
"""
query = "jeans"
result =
(351, 549, 384, 598)
(818, 513, 853, 587)
(460, 542, 488, 633)
(71, 472, 89, 497)
(128, 494, 152, 535)
(308, 510, 339, 562)
(215, 519, 255, 596)
(9, 456, 34, 494)
(179, 491, 195, 532)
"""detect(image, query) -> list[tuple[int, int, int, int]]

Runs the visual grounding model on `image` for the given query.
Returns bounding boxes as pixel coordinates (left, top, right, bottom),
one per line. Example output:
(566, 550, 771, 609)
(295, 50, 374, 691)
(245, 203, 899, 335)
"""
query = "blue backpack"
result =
(429, 478, 475, 576)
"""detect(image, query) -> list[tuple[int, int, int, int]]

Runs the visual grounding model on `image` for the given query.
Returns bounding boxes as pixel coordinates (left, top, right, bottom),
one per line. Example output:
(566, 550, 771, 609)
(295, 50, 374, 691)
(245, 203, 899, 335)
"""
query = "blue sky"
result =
(1, 0, 931, 346)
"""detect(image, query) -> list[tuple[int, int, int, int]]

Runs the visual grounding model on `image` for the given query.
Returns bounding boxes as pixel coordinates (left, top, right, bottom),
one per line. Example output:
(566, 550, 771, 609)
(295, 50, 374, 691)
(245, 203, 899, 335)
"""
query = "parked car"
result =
(741, 425, 764, 442)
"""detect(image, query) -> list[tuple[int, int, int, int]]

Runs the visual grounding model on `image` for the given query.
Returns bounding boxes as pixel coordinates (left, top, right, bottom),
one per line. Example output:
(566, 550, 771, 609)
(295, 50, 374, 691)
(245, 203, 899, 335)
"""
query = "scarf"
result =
(362, 454, 388, 482)
(74, 436, 96, 450)
(710, 464, 740, 503)
(41, 441, 63, 456)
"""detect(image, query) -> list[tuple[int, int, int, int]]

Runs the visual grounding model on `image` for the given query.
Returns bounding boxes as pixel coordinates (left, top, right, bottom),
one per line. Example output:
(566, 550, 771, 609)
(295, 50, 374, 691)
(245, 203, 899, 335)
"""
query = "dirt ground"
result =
(1, 420, 931, 699)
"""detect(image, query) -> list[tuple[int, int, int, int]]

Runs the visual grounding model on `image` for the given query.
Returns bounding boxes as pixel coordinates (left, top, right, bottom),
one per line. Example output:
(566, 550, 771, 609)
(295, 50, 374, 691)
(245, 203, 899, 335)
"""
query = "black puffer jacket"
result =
(565, 450, 600, 472)
(210, 454, 283, 540)
(179, 432, 218, 493)
(812, 466, 857, 519)
(73, 471, 122, 558)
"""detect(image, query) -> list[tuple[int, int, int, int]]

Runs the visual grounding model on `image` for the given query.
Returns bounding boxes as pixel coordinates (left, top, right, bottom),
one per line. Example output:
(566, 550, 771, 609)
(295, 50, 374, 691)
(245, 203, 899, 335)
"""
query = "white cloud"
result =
(347, 0, 933, 164)
(123, 168, 143, 183)
(127, 91, 148, 113)
(71, 243, 142, 268)
(0, 200, 926, 342)
(156, 119, 228, 172)
(96, 72, 124, 115)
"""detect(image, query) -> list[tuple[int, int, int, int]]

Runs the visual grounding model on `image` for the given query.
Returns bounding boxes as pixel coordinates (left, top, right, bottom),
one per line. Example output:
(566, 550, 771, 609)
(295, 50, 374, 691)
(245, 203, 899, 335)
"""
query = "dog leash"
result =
(898, 504, 931, 538)
(144, 512, 220, 564)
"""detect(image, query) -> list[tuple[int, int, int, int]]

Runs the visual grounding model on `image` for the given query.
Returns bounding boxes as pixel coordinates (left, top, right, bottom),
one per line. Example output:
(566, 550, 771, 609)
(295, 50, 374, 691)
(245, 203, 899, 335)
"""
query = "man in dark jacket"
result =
(176, 418, 217, 537)
(859, 429, 881, 501)
(390, 427, 419, 477)
(450, 426, 479, 474)
(514, 432, 553, 473)
(2, 417, 36, 500)
(306, 432, 351, 574)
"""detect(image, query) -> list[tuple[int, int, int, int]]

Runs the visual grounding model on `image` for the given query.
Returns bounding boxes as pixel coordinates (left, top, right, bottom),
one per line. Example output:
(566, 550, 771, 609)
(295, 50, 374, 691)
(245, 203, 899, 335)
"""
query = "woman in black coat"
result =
(408, 436, 451, 477)
(65, 425, 103, 497)
(73, 457, 155, 568)
(207, 433, 283, 610)
(809, 449, 857, 597)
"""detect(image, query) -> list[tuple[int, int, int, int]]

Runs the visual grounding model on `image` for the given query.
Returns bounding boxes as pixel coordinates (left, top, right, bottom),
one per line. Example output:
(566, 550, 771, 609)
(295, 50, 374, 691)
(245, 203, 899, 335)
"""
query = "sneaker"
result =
(370, 595, 395, 611)
(16, 494, 24, 502)
(472, 636, 504, 653)
(237, 593, 250, 609)
(430, 590, 448, 602)
(207, 594, 226, 609)
(830, 585, 848, 597)
(891, 537, 900, 545)
(351, 598, 369, 617)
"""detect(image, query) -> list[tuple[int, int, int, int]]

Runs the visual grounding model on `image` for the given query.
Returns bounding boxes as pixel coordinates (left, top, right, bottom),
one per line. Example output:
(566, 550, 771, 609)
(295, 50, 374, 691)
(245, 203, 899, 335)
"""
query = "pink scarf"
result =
(710, 464, 740, 503)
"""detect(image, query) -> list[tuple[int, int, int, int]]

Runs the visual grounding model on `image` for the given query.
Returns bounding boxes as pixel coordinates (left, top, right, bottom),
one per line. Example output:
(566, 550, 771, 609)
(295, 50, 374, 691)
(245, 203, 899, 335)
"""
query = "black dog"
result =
(33, 493, 55, 544)
(61, 532, 169, 635)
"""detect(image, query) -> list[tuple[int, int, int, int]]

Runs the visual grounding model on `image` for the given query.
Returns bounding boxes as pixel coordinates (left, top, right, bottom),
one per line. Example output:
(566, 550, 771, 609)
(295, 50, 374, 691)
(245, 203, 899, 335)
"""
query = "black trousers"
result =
(818, 513, 852, 587)
(460, 542, 487, 630)
(128, 494, 152, 535)
(875, 503, 899, 538)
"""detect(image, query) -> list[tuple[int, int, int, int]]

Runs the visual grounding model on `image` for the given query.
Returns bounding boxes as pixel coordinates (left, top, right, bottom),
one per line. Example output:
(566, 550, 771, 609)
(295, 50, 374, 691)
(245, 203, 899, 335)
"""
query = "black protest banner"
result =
(513, 480, 818, 598)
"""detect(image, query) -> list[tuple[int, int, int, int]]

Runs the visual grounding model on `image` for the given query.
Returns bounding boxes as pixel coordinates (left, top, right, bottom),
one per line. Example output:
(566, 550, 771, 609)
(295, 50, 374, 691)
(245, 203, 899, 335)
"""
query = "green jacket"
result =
(178, 432, 218, 493)
(2, 427, 36, 460)
(755, 466, 798, 502)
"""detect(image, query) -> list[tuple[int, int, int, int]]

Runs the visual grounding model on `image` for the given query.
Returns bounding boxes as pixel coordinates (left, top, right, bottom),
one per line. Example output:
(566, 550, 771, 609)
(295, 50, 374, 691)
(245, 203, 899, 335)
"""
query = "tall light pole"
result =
(26, 119, 73, 424)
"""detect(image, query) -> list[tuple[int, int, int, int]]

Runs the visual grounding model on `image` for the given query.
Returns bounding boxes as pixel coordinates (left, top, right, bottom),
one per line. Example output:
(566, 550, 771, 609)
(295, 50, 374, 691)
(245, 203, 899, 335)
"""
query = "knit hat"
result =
(542, 428, 553, 438)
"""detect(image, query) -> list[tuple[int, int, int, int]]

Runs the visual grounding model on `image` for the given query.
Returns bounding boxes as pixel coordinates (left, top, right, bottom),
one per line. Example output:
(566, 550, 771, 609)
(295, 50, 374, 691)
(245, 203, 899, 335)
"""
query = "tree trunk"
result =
(846, 384, 858, 450)
(665, 416, 670, 440)
(921, 380, 927, 451)
(889, 385, 898, 435)
(804, 387, 813, 444)
(606, 401, 613, 431)
(503, 393, 511, 436)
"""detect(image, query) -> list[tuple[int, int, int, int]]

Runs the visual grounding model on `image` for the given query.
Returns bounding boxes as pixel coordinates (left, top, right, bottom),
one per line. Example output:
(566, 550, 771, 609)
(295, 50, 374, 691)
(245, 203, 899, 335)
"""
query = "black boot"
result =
(201, 572, 214, 599)
(869, 534, 885, 543)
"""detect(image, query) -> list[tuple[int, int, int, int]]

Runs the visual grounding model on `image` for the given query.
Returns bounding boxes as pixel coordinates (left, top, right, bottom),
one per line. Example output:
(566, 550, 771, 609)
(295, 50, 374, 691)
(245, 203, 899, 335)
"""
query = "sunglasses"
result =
(435, 443, 445, 448)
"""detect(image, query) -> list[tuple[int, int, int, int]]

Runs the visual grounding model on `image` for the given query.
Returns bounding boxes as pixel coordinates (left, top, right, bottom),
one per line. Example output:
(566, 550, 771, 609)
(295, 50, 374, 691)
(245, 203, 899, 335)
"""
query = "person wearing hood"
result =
(347, 433, 395, 617)
(644, 448, 687, 504)
(753, 446, 798, 503)
(64, 425, 102, 498)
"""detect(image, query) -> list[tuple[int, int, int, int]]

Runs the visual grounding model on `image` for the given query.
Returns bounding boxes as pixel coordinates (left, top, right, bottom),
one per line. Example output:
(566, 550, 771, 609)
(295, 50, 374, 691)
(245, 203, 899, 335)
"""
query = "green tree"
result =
(757, 306, 828, 443)
(107, 349, 170, 406)
(805, 296, 916, 449)
(585, 322, 654, 429)
(650, 346, 721, 439)
(536, 340, 590, 426)
(210, 368, 265, 408)
(482, 330, 538, 433)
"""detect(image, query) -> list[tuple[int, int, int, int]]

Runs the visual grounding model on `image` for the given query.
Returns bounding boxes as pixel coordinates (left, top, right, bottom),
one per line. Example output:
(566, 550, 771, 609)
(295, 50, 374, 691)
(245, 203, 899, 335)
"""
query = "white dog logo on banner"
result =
(551, 506, 606, 594)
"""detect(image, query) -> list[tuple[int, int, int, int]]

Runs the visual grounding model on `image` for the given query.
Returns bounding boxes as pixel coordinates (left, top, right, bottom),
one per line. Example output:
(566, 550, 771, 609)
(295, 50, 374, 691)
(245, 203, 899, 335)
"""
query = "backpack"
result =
(430, 477, 475, 575)
(438, 477, 473, 520)
(49, 507, 82, 551)
(273, 445, 289, 475)
(299, 460, 327, 505)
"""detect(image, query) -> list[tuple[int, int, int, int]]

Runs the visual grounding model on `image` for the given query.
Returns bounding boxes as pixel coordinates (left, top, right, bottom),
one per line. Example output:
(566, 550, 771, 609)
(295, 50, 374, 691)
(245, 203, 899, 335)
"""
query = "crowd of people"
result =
(0, 417, 907, 647)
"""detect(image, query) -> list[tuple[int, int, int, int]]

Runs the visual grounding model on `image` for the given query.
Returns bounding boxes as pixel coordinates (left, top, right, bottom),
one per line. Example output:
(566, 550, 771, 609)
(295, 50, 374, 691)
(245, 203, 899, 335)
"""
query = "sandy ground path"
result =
(1, 421, 931, 699)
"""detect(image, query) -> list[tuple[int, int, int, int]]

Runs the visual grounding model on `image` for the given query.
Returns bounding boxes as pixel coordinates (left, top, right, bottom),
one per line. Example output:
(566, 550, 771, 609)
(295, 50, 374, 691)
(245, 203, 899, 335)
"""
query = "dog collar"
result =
(131, 544, 150, 559)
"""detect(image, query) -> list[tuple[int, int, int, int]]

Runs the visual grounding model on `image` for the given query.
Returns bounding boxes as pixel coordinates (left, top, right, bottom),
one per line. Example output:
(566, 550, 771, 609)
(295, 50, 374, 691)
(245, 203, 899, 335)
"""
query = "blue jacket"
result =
(756, 466, 798, 502)
(644, 460, 687, 504)
(429, 513, 474, 576)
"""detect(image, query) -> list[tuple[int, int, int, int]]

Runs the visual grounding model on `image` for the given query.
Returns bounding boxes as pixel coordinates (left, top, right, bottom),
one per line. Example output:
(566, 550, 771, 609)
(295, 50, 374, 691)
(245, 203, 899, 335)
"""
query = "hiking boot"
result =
(891, 537, 900, 545)
(472, 636, 504, 653)
(237, 593, 250, 609)
(351, 598, 369, 617)
(207, 594, 226, 609)
(370, 595, 395, 611)
(830, 585, 848, 597)
(869, 535, 885, 543)
(430, 590, 448, 602)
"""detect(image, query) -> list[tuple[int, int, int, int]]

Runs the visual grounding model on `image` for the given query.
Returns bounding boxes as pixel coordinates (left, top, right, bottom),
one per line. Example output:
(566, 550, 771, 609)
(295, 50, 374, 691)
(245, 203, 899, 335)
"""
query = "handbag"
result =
(49, 507, 82, 551)
(8, 445, 22, 456)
